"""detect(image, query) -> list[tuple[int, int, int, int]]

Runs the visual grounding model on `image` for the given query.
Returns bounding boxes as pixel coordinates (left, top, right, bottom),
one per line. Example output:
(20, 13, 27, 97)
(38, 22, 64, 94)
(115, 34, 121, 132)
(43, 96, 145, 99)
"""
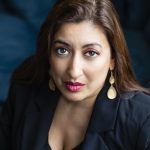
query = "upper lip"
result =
(64, 81, 85, 86)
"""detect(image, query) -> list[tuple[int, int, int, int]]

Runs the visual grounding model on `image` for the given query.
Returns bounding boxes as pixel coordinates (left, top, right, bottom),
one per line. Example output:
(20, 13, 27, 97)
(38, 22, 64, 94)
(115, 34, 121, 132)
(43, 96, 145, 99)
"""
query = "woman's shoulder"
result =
(117, 91, 150, 148)
(120, 90, 150, 106)
(9, 82, 35, 100)
(4, 82, 35, 114)
(119, 90, 150, 124)
(7, 81, 53, 112)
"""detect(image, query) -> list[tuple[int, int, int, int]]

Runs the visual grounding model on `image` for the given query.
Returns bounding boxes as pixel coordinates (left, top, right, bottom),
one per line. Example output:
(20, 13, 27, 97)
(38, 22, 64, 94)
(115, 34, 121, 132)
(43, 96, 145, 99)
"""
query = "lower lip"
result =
(65, 84, 84, 92)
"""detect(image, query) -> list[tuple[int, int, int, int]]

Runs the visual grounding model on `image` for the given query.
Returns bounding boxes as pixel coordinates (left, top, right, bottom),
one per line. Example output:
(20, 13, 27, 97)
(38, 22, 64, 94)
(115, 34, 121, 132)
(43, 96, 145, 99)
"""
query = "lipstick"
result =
(64, 81, 85, 92)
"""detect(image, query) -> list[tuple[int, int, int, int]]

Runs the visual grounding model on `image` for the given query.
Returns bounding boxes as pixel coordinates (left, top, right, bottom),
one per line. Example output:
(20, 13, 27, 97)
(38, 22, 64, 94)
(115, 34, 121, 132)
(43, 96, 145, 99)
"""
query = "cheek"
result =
(50, 57, 67, 77)
(85, 58, 110, 81)
(86, 67, 108, 81)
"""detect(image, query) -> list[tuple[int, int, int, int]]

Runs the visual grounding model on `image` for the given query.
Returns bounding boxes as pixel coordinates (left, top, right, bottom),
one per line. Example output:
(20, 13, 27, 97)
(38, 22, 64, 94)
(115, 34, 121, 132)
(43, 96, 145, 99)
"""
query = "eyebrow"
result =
(53, 40, 102, 48)
(54, 40, 70, 47)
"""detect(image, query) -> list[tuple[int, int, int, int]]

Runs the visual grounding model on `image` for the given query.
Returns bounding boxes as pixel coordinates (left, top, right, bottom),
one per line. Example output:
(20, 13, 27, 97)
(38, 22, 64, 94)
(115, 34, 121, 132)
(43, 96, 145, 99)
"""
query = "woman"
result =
(0, 0, 150, 149)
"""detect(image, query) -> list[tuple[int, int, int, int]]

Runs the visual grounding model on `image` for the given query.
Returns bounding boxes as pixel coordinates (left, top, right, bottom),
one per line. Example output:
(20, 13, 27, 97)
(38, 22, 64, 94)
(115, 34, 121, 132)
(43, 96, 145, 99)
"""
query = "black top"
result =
(0, 81, 150, 150)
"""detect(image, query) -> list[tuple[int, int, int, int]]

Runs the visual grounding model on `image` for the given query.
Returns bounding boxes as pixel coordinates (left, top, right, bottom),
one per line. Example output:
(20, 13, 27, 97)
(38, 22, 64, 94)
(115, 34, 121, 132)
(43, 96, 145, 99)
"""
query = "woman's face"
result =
(50, 21, 114, 103)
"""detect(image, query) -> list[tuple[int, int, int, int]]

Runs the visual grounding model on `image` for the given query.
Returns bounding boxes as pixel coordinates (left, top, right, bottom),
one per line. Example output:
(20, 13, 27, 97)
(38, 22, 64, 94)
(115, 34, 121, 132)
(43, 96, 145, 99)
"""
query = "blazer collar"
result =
(21, 82, 60, 150)
(86, 81, 120, 133)
(21, 81, 120, 150)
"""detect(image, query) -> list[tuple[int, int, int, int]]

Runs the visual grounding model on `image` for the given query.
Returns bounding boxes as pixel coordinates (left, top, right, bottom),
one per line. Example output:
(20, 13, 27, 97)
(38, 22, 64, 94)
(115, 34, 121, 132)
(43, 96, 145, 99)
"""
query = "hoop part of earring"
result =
(49, 78, 55, 91)
(107, 70, 117, 100)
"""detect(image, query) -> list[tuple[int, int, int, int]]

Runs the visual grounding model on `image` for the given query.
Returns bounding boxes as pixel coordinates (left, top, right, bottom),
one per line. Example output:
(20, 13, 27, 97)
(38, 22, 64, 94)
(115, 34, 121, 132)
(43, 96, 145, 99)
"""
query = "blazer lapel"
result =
(20, 81, 120, 150)
(81, 82, 120, 149)
(20, 82, 60, 150)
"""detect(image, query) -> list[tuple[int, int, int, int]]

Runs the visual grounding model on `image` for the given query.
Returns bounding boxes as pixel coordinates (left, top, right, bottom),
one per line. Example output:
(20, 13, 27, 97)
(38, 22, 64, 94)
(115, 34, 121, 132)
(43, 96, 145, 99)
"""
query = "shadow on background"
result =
(0, 0, 150, 104)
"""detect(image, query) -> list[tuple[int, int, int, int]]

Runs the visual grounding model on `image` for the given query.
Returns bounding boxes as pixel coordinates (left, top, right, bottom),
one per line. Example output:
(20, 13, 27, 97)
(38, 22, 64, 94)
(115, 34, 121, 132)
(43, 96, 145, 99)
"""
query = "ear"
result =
(109, 58, 115, 70)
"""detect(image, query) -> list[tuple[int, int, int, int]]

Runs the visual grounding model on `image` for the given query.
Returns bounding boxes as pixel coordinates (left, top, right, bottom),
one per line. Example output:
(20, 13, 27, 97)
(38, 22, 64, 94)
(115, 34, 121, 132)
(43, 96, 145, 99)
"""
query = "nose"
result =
(67, 54, 83, 79)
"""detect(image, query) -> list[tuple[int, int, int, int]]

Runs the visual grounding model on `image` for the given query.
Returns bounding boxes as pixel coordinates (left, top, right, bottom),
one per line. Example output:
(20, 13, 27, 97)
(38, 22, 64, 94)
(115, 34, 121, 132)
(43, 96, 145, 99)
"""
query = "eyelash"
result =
(55, 47, 100, 57)
(84, 50, 100, 57)
(55, 47, 69, 56)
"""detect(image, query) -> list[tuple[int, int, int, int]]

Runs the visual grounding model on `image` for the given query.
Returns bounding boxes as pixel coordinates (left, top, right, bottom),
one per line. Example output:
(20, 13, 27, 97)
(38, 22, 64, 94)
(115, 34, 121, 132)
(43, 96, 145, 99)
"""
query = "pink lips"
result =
(64, 81, 85, 92)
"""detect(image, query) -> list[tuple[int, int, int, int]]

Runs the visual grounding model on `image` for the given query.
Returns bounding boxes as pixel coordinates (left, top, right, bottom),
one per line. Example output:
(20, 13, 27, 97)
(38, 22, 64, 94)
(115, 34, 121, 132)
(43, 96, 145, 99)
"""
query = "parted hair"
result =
(12, 0, 149, 94)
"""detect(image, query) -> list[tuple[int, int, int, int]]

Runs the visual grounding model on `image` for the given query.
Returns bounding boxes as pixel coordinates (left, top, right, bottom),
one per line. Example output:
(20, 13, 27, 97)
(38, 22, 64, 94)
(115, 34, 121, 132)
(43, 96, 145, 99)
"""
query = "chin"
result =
(62, 92, 85, 102)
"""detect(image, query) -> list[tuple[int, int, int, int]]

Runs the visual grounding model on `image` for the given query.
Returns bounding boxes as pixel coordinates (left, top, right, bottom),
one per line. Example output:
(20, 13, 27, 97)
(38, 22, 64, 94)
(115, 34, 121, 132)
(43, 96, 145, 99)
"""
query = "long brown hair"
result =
(12, 0, 149, 93)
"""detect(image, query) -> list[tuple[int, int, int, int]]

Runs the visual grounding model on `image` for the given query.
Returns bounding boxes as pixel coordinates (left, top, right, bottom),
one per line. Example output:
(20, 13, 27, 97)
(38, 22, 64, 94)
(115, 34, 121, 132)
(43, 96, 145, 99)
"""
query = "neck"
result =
(57, 95, 97, 129)
(49, 95, 97, 150)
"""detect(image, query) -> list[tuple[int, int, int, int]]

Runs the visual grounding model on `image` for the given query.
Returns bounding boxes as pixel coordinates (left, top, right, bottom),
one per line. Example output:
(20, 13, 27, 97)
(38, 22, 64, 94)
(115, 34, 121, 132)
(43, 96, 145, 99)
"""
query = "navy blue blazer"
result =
(0, 81, 150, 150)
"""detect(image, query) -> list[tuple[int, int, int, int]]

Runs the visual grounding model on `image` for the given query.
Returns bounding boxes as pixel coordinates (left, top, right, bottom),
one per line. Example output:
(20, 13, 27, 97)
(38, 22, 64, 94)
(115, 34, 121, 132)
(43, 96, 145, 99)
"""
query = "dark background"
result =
(0, 0, 150, 105)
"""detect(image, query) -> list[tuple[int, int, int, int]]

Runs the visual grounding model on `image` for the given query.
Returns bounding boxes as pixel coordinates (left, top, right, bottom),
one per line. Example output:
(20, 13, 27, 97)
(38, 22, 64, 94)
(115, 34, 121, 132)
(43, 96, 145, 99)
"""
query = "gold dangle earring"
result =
(107, 70, 117, 100)
(48, 70, 55, 91)
(49, 79, 55, 91)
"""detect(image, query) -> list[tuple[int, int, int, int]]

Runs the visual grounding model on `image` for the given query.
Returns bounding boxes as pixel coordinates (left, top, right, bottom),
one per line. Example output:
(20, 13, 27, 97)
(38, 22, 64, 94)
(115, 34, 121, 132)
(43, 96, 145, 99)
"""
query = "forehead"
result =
(53, 21, 109, 47)
(54, 21, 105, 36)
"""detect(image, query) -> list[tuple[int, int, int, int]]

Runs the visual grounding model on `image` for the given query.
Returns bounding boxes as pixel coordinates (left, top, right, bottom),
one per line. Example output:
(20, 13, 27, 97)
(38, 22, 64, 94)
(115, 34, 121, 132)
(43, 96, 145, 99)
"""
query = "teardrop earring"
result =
(107, 70, 117, 100)
(48, 70, 55, 91)
(49, 78, 55, 91)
